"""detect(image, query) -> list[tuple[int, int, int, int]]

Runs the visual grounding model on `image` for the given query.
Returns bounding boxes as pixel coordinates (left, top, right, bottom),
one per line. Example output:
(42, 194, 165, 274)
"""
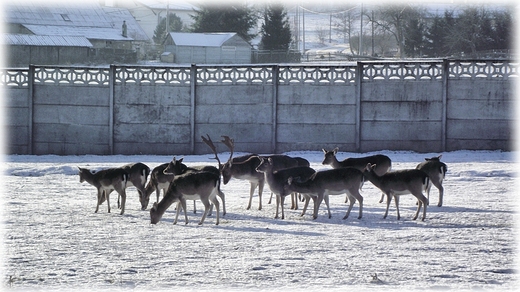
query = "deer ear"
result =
(322, 149, 327, 154)
(178, 157, 184, 163)
(333, 147, 339, 154)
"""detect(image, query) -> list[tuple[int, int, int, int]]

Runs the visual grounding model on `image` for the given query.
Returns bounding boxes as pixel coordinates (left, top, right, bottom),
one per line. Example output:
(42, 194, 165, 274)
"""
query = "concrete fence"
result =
(2, 60, 516, 156)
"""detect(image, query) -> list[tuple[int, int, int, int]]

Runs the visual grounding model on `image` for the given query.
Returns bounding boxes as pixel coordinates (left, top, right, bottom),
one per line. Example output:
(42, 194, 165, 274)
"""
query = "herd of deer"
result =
(78, 135, 448, 226)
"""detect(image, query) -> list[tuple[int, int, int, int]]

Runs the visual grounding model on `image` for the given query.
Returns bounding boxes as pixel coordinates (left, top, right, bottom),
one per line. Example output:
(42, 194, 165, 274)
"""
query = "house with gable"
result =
(3, 0, 150, 66)
(163, 32, 252, 64)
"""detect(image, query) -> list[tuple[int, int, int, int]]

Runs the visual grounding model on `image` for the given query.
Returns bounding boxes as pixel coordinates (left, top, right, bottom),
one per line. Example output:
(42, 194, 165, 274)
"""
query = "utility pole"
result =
(302, 7, 306, 53)
(359, 3, 363, 55)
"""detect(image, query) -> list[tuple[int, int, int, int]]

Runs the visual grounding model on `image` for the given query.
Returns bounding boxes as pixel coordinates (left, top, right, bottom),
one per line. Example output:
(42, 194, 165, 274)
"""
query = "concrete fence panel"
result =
(1, 60, 516, 155)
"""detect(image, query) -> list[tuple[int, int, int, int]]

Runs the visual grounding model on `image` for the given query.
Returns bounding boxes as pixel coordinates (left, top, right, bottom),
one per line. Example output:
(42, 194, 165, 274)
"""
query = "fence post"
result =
(355, 62, 363, 152)
(442, 59, 449, 152)
(190, 64, 196, 154)
(28, 64, 34, 155)
(272, 65, 279, 153)
(109, 65, 115, 155)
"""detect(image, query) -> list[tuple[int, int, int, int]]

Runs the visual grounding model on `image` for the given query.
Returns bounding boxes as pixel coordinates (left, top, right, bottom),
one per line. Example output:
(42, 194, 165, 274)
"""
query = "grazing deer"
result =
(322, 148, 391, 203)
(78, 167, 128, 215)
(416, 155, 448, 207)
(150, 171, 221, 225)
(162, 156, 225, 216)
(285, 167, 365, 220)
(120, 162, 150, 210)
(255, 157, 315, 219)
(363, 163, 430, 221)
(143, 163, 174, 207)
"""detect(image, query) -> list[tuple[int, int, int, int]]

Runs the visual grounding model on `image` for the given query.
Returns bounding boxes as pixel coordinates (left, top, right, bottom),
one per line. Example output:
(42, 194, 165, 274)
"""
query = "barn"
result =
(3, 1, 150, 66)
(163, 32, 252, 64)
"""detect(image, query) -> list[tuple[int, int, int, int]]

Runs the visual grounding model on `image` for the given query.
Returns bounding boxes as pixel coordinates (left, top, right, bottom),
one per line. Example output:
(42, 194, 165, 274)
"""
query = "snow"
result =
(2, 150, 518, 291)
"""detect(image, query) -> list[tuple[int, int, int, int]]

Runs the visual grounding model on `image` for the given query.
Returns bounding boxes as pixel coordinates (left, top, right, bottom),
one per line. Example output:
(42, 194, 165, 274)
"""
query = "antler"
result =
(221, 135, 234, 164)
(201, 134, 222, 167)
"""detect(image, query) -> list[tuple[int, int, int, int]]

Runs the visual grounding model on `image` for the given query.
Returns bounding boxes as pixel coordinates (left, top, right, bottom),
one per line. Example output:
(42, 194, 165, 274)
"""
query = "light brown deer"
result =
(255, 157, 315, 219)
(363, 163, 430, 221)
(78, 167, 128, 215)
(322, 148, 391, 203)
(150, 171, 221, 225)
(285, 167, 365, 220)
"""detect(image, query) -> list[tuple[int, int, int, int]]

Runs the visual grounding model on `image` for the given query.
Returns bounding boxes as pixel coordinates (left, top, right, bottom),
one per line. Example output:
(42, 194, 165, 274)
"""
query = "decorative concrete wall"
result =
(2, 60, 516, 155)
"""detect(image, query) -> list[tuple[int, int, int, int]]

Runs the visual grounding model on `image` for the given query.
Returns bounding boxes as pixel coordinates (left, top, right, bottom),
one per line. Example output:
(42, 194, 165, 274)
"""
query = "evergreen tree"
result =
(190, 3, 257, 42)
(403, 17, 426, 57)
(260, 3, 292, 50)
(153, 13, 184, 44)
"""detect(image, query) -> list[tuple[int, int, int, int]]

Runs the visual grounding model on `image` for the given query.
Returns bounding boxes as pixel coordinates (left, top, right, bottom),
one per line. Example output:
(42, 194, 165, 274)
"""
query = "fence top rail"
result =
(1, 59, 516, 87)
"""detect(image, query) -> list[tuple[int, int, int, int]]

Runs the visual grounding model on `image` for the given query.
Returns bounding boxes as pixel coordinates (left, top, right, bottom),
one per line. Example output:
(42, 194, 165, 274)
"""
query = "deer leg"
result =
(247, 182, 256, 210)
(198, 199, 212, 225)
(156, 187, 161, 203)
(274, 195, 280, 219)
(301, 195, 311, 216)
(173, 202, 181, 225)
(323, 195, 331, 219)
(210, 194, 220, 225)
(343, 193, 354, 220)
(413, 193, 428, 221)
(119, 190, 126, 215)
(383, 194, 392, 219)
(268, 192, 274, 205)
(394, 195, 400, 220)
(313, 193, 324, 220)
(280, 195, 286, 220)
(95, 189, 103, 213)
(257, 181, 264, 210)
(345, 189, 363, 220)
(218, 190, 226, 216)
(379, 193, 385, 203)
(432, 181, 444, 207)
(106, 190, 112, 213)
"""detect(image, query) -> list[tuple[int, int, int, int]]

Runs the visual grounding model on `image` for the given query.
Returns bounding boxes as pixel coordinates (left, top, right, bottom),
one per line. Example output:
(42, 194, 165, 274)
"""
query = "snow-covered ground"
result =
(1, 150, 518, 291)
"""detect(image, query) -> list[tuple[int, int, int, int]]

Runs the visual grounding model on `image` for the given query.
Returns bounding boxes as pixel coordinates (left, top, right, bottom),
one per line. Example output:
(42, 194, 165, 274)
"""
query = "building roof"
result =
(136, 0, 196, 11)
(2, 34, 93, 47)
(168, 32, 240, 47)
(4, 1, 149, 42)
(24, 24, 130, 41)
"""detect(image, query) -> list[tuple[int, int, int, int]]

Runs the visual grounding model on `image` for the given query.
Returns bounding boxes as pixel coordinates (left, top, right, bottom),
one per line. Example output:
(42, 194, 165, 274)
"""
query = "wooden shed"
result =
(163, 32, 252, 64)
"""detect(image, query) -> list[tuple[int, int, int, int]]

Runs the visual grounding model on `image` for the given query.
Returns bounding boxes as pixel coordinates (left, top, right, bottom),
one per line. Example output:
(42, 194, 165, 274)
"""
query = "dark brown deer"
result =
(120, 162, 150, 210)
(416, 155, 448, 207)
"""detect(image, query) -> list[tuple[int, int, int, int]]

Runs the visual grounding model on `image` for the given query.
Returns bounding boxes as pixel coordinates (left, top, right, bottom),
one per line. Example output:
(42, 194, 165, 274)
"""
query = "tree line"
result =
(153, 2, 515, 59)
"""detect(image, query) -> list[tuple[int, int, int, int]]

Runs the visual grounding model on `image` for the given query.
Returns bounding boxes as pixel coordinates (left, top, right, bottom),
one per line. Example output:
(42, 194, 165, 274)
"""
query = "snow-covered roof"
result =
(24, 24, 131, 41)
(2, 34, 93, 47)
(4, 1, 149, 42)
(168, 32, 239, 47)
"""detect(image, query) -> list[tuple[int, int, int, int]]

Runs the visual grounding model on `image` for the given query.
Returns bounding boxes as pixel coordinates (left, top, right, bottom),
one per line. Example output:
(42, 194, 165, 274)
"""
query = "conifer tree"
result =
(153, 13, 184, 44)
(260, 3, 292, 50)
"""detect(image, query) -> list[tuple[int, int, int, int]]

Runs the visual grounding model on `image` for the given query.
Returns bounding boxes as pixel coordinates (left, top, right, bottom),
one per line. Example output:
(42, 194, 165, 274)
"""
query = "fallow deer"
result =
(416, 155, 448, 207)
(78, 167, 128, 215)
(363, 163, 430, 221)
(150, 171, 221, 225)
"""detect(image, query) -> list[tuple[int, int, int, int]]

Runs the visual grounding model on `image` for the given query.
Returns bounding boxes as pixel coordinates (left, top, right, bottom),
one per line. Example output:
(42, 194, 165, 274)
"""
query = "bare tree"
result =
(368, 4, 425, 58)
